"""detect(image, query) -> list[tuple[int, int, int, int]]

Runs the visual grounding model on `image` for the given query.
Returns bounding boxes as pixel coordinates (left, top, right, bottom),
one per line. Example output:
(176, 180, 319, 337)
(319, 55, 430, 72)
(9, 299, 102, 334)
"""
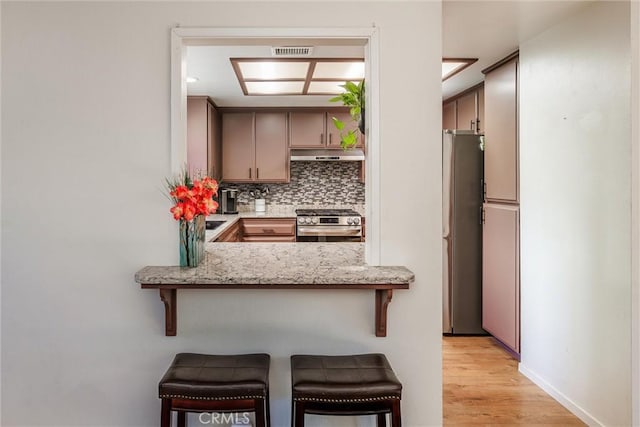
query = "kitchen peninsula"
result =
(135, 242, 414, 337)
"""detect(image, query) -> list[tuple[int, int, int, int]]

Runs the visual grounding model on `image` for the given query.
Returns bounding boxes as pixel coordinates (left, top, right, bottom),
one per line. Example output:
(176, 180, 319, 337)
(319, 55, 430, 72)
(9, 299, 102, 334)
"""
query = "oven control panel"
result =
(297, 216, 360, 226)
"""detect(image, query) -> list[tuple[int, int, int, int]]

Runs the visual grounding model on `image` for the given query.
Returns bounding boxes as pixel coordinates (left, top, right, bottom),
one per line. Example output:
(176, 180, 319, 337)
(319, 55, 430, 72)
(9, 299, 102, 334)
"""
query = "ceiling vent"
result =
(271, 46, 313, 57)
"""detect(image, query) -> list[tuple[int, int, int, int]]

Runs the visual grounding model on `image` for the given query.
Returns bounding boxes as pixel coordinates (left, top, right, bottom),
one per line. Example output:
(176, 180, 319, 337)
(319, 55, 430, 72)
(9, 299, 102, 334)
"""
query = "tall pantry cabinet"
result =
(482, 53, 520, 355)
(187, 96, 222, 182)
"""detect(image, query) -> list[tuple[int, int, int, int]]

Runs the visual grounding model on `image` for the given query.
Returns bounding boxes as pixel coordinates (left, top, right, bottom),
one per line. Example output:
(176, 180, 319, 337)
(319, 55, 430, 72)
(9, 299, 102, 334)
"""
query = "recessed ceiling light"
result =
(238, 61, 309, 80)
(307, 81, 350, 94)
(186, 76, 199, 83)
(245, 81, 305, 95)
(442, 58, 477, 81)
(312, 61, 365, 80)
(231, 58, 364, 96)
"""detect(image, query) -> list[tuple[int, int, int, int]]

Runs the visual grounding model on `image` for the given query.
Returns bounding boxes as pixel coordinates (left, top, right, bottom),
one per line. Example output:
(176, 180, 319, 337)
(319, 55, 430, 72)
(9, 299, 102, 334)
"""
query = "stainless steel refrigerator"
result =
(442, 130, 486, 335)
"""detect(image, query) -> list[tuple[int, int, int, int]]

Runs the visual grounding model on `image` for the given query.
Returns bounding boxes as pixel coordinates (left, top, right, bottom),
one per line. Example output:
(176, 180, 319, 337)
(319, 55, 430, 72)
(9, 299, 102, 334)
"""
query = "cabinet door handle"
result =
(256, 168, 259, 179)
(249, 168, 252, 179)
(320, 133, 324, 144)
(470, 120, 475, 131)
(476, 119, 481, 132)
(329, 134, 333, 145)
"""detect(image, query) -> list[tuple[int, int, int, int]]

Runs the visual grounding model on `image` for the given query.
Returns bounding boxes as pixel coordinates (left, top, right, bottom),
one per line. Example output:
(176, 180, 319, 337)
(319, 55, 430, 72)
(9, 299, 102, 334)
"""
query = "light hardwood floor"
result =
(443, 336, 585, 425)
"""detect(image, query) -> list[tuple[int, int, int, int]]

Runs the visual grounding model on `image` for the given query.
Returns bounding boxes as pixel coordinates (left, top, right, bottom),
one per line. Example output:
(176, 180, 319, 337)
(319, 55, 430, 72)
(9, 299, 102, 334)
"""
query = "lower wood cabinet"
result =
(240, 218, 296, 242)
(482, 203, 519, 353)
(215, 221, 241, 242)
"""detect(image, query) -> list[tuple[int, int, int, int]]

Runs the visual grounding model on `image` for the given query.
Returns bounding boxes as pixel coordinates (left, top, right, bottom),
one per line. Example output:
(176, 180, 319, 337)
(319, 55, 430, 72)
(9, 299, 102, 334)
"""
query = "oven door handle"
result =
(297, 226, 362, 237)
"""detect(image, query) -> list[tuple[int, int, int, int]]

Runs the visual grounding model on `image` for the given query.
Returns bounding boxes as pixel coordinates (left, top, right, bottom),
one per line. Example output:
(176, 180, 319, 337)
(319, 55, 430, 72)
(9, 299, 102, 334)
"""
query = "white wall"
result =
(0, 2, 442, 426)
(519, 2, 631, 425)
(633, 1, 640, 424)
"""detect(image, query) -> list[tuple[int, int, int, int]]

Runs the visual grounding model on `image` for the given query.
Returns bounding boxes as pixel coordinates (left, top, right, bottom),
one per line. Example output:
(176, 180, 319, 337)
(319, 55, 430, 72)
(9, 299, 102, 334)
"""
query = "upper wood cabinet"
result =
(222, 113, 255, 182)
(484, 57, 518, 202)
(255, 113, 288, 182)
(477, 86, 485, 134)
(290, 111, 363, 149)
(290, 112, 325, 148)
(442, 101, 456, 130)
(222, 112, 289, 183)
(327, 111, 363, 149)
(442, 84, 483, 132)
(456, 91, 477, 132)
(187, 96, 222, 181)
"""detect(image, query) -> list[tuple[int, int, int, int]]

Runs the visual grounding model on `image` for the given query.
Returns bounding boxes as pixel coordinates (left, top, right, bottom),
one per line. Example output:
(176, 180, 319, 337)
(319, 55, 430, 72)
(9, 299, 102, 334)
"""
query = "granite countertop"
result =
(135, 243, 414, 286)
(136, 241, 413, 337)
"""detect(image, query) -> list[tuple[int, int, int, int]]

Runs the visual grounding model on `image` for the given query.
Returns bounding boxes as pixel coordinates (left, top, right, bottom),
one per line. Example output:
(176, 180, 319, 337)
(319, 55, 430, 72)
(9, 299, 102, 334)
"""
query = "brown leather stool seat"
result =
(291, 354, 402, 427)
(159, 353, 270, 427)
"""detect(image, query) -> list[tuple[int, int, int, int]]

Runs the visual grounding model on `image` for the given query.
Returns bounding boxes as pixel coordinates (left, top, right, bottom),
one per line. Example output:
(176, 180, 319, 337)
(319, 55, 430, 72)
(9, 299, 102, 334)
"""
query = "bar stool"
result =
(290, 353, 402, 427)
(159, 353, 270, 427)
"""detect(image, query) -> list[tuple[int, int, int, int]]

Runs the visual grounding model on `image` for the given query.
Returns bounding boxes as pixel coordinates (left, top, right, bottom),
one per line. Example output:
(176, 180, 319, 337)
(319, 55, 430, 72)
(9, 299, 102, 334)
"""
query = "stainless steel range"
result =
(295, 209, 362, 242)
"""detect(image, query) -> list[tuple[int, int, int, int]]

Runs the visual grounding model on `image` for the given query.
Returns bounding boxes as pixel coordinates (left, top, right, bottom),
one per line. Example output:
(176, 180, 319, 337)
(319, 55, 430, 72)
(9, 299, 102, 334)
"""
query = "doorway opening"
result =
(170, 27, 381, 264)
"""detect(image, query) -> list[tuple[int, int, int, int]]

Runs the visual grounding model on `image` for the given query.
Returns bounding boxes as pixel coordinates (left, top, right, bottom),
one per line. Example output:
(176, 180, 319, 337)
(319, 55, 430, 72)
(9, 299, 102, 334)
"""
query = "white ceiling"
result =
(185, 1, 597, 106)
(442, 0, 596, 99)
(186, 44, 365, 107)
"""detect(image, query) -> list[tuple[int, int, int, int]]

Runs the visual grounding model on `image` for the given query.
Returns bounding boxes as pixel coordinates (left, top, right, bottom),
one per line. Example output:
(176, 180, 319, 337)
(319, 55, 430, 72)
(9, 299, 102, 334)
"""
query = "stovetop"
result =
(295, 209, 361, 217)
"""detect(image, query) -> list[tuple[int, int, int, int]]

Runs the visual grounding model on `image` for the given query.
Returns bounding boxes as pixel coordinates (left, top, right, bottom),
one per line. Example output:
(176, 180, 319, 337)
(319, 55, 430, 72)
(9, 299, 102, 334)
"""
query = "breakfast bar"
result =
(134, 242, 414, 337)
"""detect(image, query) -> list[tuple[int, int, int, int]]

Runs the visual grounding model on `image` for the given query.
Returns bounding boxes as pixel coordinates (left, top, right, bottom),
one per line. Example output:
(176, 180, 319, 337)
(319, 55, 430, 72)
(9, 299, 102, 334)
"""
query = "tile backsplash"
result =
(222, 161, 365, 207)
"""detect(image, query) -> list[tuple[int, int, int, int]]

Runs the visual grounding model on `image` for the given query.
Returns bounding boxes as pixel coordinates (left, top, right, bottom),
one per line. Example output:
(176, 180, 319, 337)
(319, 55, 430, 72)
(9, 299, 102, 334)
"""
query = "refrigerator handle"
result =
(480, 206, 485, 225)
(480, 179, 486, 202)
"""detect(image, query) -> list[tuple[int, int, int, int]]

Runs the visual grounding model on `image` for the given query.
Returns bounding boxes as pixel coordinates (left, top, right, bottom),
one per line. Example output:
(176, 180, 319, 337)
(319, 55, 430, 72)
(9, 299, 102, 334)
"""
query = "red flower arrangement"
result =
(166, 171, 219, 221)
(165, 169, 219, 267)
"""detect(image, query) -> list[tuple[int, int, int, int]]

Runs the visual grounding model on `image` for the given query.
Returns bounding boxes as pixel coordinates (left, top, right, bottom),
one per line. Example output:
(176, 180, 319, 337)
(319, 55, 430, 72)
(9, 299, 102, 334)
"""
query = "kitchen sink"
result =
(206, 220, 226, 231)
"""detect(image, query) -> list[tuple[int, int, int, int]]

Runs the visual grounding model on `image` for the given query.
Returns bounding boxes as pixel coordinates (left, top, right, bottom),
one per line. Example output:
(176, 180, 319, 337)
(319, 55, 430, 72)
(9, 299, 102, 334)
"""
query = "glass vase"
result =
(179, 215, 205, 267)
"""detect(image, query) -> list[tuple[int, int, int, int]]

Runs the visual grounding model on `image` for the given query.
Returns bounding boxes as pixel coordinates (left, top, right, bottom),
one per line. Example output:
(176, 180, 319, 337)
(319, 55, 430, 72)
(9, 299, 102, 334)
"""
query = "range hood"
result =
(290, 149, 365, 161)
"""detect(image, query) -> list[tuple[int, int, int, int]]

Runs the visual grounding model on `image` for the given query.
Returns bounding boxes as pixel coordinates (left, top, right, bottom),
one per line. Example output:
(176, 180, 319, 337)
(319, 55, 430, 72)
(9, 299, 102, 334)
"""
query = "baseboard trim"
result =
(518, 363, 604, 426)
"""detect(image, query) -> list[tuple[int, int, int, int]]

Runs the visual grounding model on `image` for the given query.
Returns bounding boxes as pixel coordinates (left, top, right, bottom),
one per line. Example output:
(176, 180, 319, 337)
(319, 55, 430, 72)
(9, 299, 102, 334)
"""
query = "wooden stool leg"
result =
(293, 400, 305, 427)
(254, 398, 266, 427)
(377, 413, 387, 427)
(177, 411, 186, 427)
(391, 400, 402, 427)
(266, 392, 272, 427)
(161, 399, 171, 427)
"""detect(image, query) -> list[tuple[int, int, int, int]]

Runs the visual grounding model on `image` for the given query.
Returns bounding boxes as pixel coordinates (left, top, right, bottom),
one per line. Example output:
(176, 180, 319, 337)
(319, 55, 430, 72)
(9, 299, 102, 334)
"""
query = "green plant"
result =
(329, 80, 364, 150)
